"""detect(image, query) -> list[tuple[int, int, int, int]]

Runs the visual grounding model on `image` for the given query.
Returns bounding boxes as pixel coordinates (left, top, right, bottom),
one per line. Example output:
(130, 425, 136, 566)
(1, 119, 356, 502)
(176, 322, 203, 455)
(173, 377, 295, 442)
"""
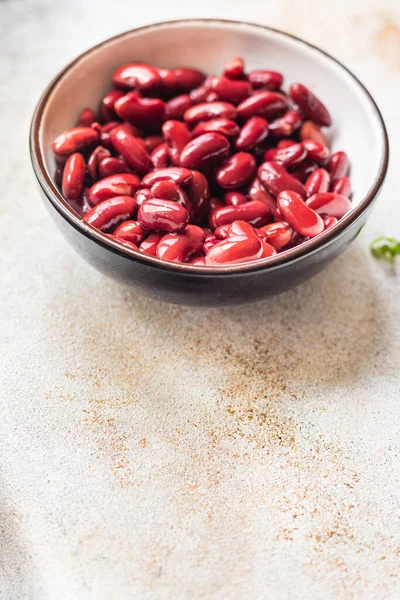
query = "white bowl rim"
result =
(30, 18, 389, 276)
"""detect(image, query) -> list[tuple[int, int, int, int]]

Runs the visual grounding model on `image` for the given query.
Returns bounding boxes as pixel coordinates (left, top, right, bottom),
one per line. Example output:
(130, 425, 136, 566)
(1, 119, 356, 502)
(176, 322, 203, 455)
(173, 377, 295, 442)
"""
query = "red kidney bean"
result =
(264, 148, 278, 162)
(138, 198, 189, 233)
(192, 118, 239, 138)
(290, 159, 319, 183)
(216, 152, 257, 189)
(302, 138, 329, 162)
(62, 153, 86, 201)
(150, 143, 170, 169)
(225, 220, 258, 238)
(209, 200, 271, 229)
(107, 234, 139, 251)
(258, 161, 308, 199)
(237, 92, 289, 120)
(299, 120, 328, 146)
(100, 90, 124, 122)
(224, 191, 248, 206)
(162, 120, 192, 166)
(156, 225, 205, 262)
(223, 57, 244, 79)
(331, 176, 351, 198)
(247, 70, 283, 90)
(210, 76, 251, 104)
(112, 63, 163, 91)
(277, 139, 296, 149)
(113, 220, 145, 244)
(98, 156, 130, 178)
(214, 224, 230, 239)
(305, 168, 330, 195)
(272, 142, 307, 167)
(157, 68, 178, 94)
(150, 180, 192, 215)
(328, 151, 349, 181)
(180, 133, 230, 170)
(52, 127, 99, 156)
(236, 117, 269, 151)
(184, 102, 237, 127)
(324, 216, 338, 230)
(114, 93, 165, 130)
(77, 108, 96, 127)
(247, 177, 277, 214)
(143, 135, 164, 152)
(165, 94, 193, 120)
(187, 170, 210, 221)
(259, 221, 293, 249)
(206, 233, 263, 265)
(260, 239, 278, 257)
(189, 77, 213, 103)
(203, 234, 220, 253)
(187, 252, 206, 265)
(305, 192, 352, 218)
(134, 188, 153, 207)
(173, 68, 205, 92)
(88, 173, 141, 205)
(87, 146, 111, 180)
(139, 232, 164, 256)
(269, 109, 303, 138)
(111, 128, 153, 174)
(84, 195, 137, 231)
(95, 121, 140, 150)
(289, 83, 331, 127)
(142, 167, 193, 187)
(277, 191, 324, 237)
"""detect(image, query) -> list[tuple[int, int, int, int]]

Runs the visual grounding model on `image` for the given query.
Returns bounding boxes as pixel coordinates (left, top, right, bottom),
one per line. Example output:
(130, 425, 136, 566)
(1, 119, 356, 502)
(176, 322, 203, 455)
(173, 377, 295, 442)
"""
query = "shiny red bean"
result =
(113, 220, 145, 244)
(302, 138, 329, 162)
(277, 191, 324, 237)
(180, 133, 230, 170)
(216, 152, 257, 189)
(97, 121, 142, 150)
(77, 108, 96, 127)
(138, 199, 189, 233)
(236, 117, 269, 150)
(173, 68, 205, 92)
(187, 170, 210, 221)
(210, 76, 251, 104)
(290, 159, 319, 183)
(203, 234, 220, 253)
(62, 153, 86, 201)
(324, 216, 338, 230)
(183, 102, 237, 127)
(150, 143, 170, 169)
(259, 239, 279, 257)
(165, 94, 193, 120)
(114, 93, 165, 130)
(88, 173, 141, 205)
(214, 225, 230, 239)
(87, 146, 111, 180)
(224, 191, 248, 206)
(206, 234, 263, 265)
(187, 252, 206, 265)
(289, 83, 331, 127)
(142, 167, 193, 187)
(156, 225, 205, 262)
(100, 90, 124, 122)
(189, 77, 213, 103)
(107, 234, 139, 251)
(237, 92, 289, 120)
(99, 156, 130, 178)
(162, 120, 192, 166)
(258, 161, 308, 199)
(192, 118, 239, 138)
(150, 180, 192, 215)
(139, 232, 164, 256)
(305, 192, 352, 218)
(247, 177, 277, 214)
(269, 110, 303, 138)
(223, 57, 244, 79)
(134, 188, 153, 207)
(272, 142, 307, 167)
(259, 221, 293, 249)
(52, 127, 99, 156)
(299, 120, 328, 147)
(143, 135, 164, 152)
(328, 151, 349, 181)
(305, 168, 330, 195)
(277, 139, 297, 149)
(247, 70, 283, 90)
(112, 63, 162, 91)
(84, 195, 137, 231)
(209, 200, 271, 229)
(111, 128, 153, 174)
(331, 176, 351, 198)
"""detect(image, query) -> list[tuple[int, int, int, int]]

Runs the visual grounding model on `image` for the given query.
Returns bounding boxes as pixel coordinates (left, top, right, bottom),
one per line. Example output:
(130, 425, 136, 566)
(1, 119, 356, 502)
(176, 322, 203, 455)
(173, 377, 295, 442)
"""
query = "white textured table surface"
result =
(1, 1, 400, 598)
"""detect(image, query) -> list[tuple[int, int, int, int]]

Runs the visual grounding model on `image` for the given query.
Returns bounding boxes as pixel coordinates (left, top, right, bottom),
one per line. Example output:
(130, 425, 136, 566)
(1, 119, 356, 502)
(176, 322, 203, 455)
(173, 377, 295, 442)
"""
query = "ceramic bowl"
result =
(30, 19, 388, 306)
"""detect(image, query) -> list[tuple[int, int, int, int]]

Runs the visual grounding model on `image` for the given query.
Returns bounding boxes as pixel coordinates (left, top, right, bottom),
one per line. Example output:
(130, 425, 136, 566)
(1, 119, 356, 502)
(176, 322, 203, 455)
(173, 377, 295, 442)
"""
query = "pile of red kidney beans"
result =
(52, 57, 351, 266)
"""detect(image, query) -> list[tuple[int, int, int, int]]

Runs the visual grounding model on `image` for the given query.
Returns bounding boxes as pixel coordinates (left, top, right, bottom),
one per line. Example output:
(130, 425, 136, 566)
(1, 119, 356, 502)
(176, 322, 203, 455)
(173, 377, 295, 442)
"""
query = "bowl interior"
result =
(37, 20, 386, 264)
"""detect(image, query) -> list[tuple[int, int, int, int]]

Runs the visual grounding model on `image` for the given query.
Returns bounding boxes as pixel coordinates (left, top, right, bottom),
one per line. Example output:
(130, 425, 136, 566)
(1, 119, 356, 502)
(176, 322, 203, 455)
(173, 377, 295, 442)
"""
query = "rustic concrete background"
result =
(1, 0, 400, 598)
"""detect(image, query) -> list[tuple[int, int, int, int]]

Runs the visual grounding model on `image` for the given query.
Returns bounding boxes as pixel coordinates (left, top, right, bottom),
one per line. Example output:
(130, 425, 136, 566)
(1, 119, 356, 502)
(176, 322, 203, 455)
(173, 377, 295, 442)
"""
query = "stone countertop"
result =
(1, 1, 400, 598)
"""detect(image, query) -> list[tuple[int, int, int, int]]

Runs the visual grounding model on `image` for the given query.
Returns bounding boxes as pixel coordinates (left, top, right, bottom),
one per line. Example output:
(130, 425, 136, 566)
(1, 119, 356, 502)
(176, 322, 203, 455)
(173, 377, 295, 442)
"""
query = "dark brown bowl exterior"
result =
(37, 182, 373, 306)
